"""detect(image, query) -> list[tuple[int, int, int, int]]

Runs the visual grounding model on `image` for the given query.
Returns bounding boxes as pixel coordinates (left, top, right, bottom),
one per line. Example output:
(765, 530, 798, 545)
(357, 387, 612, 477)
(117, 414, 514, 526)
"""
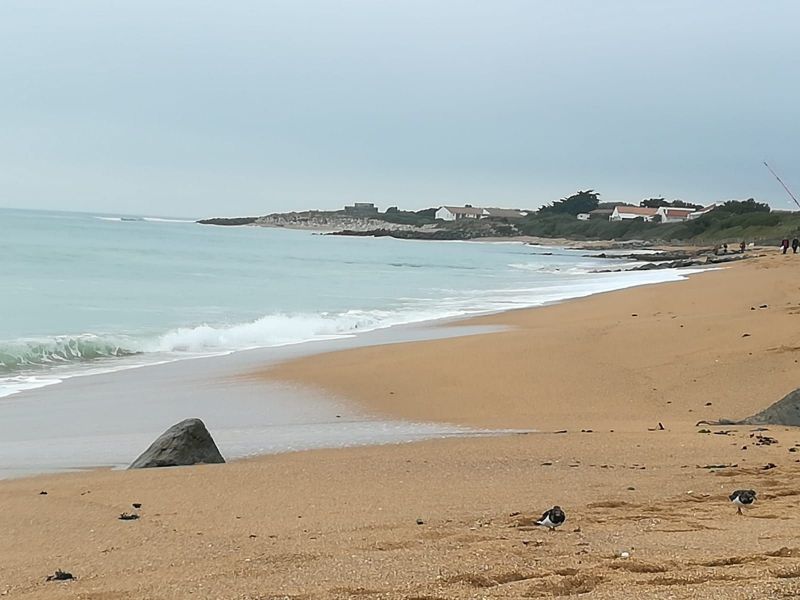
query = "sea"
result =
(0, 207, 697, 477)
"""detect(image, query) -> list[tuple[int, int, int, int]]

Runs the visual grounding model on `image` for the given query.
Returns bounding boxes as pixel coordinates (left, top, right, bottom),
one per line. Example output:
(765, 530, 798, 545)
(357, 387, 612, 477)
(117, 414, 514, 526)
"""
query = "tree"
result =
(640, 198, 702, 210)
(538, 190, 600, 216)
(721, 198, 771, 214)
(640, 198, 669, 209)
(669, 199, 703, 210)
(597, 201, 634, 209)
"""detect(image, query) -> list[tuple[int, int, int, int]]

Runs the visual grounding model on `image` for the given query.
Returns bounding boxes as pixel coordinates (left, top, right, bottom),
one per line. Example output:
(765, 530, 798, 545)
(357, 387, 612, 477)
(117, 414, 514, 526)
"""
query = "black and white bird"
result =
(535, 506, 566, 531)
(729, 489, 756, 515)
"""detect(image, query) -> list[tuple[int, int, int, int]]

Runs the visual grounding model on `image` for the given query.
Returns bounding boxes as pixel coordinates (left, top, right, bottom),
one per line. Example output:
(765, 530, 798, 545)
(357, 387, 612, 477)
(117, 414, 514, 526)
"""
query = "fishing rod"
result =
(764, 161, 800, 210)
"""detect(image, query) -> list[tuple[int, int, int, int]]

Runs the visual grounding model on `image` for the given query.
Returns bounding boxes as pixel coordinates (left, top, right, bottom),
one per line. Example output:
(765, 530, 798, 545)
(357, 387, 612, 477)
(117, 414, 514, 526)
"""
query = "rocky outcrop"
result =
(564, 240, 655, 250)
(586, 251, 697, 261)
(697, 388, 800, 427)
(255, 212, 418, 232)
(593, 253, 753, 273)
(330, 228, 482, 241)
(198, 211, 425, 232)
(629, 258, 705, 270)
(330, 219, 520, 241)
(197, 217, 257, 226)
(129, 418, 225, 469)
(706, 254, 753, 264)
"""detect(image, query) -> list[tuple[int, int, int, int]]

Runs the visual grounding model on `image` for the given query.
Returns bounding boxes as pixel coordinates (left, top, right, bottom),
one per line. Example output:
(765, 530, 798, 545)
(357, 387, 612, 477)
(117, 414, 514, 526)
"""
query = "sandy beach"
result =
(4, 252, 800, 599)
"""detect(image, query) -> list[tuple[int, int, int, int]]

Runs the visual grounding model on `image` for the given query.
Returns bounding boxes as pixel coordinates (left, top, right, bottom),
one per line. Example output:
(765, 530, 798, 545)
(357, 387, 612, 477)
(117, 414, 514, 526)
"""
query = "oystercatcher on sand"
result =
(535, 506, 566, 531)
(729, 489, 756, 515)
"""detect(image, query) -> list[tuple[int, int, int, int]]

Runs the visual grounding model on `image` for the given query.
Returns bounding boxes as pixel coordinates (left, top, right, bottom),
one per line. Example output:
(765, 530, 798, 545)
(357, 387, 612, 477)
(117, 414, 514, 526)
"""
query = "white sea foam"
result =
(142, 217, 196, 224)
(95, 215, 195, 224)
(0, 375, 65, 399)
(508, 262, 598, 275)
(148, 307, 474, 355)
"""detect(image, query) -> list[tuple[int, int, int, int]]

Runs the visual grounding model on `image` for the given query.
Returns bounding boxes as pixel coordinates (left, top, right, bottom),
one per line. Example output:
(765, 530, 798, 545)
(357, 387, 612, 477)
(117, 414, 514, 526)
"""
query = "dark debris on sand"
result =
(753, 434, 779, 446)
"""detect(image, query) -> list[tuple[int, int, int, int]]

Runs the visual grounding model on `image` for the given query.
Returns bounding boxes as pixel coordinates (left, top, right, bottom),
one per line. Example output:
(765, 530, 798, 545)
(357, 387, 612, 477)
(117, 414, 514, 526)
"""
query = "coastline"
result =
(0, 244, 703, 479)
(0, 320, 510, 480)
(261, 253, 793, 430)
(0, 227, 677, 402)
(5, 252, 800, 598)
(471, 234, 662, 249)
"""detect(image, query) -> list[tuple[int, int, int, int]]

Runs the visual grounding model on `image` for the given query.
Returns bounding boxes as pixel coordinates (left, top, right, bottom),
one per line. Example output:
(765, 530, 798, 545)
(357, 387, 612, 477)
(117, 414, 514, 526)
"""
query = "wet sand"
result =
(0, 322, 503, 479)
(4, 251, 800, 599)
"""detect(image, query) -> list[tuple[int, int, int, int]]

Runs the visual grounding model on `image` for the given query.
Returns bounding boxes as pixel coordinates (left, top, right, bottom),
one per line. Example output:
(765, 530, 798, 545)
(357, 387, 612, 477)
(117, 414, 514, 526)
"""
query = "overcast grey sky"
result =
(1, 1, 798, 218)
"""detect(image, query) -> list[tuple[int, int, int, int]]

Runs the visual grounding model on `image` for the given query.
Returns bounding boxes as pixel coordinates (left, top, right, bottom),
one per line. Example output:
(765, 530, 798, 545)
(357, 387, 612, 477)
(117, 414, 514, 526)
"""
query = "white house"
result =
(435, 206, 485, 221)
(576, 213, 591, 221)
(609, 206, 658, 222)
(656, 207, 696, 223)
(687, 204, 718, 220)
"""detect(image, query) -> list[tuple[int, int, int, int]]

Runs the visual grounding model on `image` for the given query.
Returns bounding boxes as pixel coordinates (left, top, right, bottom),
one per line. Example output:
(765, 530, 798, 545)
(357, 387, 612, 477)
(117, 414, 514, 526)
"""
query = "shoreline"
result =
(260, 255, 788, 430)
(6, 251, 800, 598)
(0, 321, 510, 481)
(0, 235, 677, 401)
(0, 249, 705, 479)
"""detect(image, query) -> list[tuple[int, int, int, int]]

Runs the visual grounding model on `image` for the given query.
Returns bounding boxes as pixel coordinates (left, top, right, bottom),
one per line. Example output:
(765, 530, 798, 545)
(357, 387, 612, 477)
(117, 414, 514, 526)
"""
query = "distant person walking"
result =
(722, 243, 728, 254)
(740, 241, 746, 253)
(781, 238, 790, 254)
(793, 238, 799, 254)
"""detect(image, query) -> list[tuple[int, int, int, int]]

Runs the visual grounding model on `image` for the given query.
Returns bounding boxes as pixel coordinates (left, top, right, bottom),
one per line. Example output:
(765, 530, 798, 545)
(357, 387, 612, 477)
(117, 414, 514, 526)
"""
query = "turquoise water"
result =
(1, 207, 684, 398)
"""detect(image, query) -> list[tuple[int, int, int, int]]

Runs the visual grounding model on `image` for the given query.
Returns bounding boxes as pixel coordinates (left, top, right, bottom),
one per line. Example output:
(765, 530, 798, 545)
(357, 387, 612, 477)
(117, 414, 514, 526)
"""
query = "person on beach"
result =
(793, 238, 799, 254)
(722, 243, 728, 254)
(781, 239, 790, 254)
(740, 241, 746, 253)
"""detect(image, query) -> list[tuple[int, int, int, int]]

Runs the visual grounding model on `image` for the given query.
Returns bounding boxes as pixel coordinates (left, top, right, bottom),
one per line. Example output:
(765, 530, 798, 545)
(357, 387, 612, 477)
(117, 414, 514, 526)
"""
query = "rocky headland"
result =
(198, 209, 519, 238)
(198, 210, 429, 233)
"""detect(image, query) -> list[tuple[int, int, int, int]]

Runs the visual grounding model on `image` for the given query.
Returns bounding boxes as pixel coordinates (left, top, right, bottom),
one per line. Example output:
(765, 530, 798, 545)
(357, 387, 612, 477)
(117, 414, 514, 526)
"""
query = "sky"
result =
(1, 1, 799, 218)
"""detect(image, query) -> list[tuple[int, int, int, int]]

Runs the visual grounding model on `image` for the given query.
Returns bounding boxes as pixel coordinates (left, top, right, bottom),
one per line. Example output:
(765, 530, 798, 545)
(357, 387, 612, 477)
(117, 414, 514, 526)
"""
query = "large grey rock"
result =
(129, 418, 225, 469)
(742, 388, 800, 426)
(697, 388, 800, 427)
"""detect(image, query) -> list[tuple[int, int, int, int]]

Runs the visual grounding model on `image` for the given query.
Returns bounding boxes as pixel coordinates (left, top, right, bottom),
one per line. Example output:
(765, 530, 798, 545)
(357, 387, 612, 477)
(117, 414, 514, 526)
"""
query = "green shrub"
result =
(517, 205, 800, 243)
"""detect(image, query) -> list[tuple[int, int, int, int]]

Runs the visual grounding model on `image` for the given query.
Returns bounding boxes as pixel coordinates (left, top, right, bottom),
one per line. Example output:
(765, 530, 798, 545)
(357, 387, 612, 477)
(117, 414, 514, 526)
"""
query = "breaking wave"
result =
(0, 335, 141, 374)
(0, 265, 701, 398)
(150, 312, 390, 353)
(147, 306, 481, 354)
(0, 308, 458, 379)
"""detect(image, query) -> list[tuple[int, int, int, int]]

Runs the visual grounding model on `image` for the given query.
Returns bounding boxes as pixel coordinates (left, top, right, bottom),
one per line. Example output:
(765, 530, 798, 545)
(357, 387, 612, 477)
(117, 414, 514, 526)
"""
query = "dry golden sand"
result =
(4, 252, 800, 599)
